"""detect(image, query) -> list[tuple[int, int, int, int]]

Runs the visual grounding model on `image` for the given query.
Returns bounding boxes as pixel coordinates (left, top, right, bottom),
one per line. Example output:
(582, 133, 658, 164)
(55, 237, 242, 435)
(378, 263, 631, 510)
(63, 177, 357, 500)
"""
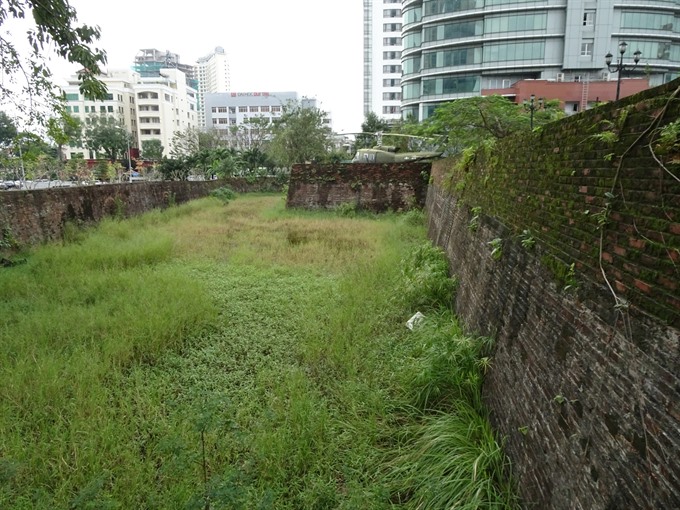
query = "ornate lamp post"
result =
(523, 94, 543, 130)
(605, 41, 641, 101)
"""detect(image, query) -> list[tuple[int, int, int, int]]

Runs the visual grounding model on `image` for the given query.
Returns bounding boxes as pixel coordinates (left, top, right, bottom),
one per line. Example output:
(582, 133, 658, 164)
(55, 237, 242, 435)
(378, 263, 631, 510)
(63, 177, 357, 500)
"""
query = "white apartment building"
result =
(195, 47, 231, 129)
(134, 47, 231, 130)
(136, 68, 198, 156)
(363, 0, 404, 122)
(62, 68, 198, 159)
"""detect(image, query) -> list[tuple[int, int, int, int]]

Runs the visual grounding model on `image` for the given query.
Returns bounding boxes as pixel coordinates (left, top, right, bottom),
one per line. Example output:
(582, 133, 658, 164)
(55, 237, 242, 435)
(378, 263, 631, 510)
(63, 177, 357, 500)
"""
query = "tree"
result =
(141, 139, 164, 160)
(407, 95, 564, 154)
(84, 115, 131, 161)
(356, 112, 390, 149)
(268, 101, 332, 167)
(227, 117, 272, 152)
(158, 157, 190, 181)
(170, 127, 199, 158)
(197, 128, 225, 151)
(0, 0, 108, 117)
(46, 112, 82, 161)
(0, 112, 18, 148)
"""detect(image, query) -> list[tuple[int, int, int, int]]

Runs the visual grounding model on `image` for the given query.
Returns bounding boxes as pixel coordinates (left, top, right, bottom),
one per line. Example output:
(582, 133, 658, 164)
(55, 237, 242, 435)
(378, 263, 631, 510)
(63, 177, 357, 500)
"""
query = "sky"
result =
(48, 0, 365, 134)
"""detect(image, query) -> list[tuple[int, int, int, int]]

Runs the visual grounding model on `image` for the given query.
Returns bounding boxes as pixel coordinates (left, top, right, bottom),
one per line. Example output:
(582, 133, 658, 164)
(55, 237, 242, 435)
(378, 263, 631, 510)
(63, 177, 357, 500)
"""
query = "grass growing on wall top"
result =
(0, 194, 517, 508)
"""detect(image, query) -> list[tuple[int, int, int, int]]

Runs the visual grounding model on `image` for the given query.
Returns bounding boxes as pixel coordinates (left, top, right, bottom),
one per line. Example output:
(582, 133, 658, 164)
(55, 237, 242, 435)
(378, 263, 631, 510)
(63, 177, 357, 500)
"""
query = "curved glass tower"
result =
(401, 0, 680, 120)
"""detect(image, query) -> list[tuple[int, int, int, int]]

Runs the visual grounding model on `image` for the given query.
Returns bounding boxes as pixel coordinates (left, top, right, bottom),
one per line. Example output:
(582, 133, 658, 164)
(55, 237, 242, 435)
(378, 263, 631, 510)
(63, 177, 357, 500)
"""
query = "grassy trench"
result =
(0, 193, 518, 509)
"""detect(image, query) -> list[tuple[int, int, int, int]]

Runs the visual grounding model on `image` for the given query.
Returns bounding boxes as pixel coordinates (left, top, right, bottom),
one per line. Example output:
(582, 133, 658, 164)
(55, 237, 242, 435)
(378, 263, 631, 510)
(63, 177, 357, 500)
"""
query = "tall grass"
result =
(0, 195, 517, 508)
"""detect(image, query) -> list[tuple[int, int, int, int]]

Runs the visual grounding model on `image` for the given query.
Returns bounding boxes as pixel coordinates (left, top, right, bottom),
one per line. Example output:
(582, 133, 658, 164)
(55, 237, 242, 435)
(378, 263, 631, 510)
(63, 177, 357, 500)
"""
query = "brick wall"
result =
(0, 178, 283, 247)
(286, 162, 431, 212)
(426, 79, 680, 509)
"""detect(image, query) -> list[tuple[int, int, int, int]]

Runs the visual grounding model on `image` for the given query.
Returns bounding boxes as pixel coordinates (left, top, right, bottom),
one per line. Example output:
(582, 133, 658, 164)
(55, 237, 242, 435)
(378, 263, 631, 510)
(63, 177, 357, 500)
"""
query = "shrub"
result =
(209, 186, 237, 203)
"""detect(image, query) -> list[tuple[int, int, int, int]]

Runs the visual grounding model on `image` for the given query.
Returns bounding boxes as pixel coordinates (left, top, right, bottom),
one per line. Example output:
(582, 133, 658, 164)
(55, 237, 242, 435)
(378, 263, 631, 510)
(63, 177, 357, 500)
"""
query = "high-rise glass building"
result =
(364, 0, 405, 122)
(396, 0, 680, 121)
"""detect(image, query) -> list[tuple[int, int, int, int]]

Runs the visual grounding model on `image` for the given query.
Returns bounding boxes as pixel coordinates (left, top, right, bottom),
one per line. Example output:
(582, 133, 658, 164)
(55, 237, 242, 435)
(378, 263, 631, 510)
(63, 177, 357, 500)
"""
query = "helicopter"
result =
(347, 132, 443, 163)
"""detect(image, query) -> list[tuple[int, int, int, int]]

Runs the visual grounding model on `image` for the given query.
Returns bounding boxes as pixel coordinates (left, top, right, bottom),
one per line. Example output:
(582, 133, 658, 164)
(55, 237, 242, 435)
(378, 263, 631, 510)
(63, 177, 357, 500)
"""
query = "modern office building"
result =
(363, 0, 404, 122)
(399, 0, 680, 121)
(204, 92, 329, 148)
(62, 68, 198, 159)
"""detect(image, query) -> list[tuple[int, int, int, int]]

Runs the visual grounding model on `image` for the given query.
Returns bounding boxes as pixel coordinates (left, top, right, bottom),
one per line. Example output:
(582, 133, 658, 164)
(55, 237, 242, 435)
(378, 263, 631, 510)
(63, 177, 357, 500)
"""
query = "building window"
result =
(229, 106, 236, 114)
(383, 78, 401, 87)
(211, 107, 217, 113)
(213, 118, 217, 124)
(383, 9, 400, 17)
(383, 37, 400, 46)
(249, 106, 259, 112)
(383, 23, 402, 32)
(583, 10, 595, 27)
(383, 106, 400, 114)
(580, 40, 594, 57)
(272, 106, 281, 112)
(65, 93, 79, 101)
(383, 51, 401, 60)
(72, 106, 79, 113)
(218, 106, 227, 113)
(383, 65, 402, 73)
(107, 106, 113, 113)
(261, 106, 270, 112)
(100, 106, 106, 113)
(164, 94, 171, 101)
(383, 92, 402, 100)
(239, 106, 247, 112)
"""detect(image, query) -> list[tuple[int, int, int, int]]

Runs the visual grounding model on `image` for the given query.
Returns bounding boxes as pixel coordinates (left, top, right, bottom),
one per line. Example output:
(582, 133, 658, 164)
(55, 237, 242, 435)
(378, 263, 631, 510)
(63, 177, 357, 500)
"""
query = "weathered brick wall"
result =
(0, 178, 283, 247)
(426, 79, 680, 509)
(286, 162, 431, 212)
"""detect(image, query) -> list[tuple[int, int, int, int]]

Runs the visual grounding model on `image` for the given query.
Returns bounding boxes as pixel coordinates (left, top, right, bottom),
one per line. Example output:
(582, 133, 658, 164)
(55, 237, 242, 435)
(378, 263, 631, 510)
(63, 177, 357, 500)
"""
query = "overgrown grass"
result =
(0, 194, 517, 509)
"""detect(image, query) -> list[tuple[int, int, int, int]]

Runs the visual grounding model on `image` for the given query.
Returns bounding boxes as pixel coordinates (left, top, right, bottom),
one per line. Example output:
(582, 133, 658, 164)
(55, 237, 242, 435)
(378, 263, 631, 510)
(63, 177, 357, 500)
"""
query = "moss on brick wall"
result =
(432, 79, 680, 327)
(286, 162, 432, 212)
(426, 79, 680, 510)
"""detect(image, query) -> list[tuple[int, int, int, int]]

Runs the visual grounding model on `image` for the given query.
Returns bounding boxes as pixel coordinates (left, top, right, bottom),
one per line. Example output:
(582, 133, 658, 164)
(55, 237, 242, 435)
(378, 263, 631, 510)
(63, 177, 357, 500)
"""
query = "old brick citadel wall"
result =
(286, 161, 431, 212)
(0, 178, 282, 247)
(427, 80, 680, 508)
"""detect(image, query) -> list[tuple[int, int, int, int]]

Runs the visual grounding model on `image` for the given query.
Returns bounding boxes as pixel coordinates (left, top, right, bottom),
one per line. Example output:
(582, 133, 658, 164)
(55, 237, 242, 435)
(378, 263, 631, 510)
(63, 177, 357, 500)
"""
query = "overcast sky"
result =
(49, 0, 364, 134)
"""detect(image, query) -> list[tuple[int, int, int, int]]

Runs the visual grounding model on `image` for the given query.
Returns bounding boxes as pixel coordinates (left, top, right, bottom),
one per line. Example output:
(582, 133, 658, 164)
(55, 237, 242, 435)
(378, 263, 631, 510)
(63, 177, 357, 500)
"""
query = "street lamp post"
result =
(127, 137, 132, 183)
(605, 41, 641, 101)
(523, 94, 543, 130)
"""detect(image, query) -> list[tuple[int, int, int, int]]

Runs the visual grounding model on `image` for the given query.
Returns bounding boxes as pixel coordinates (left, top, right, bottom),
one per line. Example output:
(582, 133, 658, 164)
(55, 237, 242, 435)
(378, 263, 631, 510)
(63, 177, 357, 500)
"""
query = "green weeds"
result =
(0, 195, 517, 509)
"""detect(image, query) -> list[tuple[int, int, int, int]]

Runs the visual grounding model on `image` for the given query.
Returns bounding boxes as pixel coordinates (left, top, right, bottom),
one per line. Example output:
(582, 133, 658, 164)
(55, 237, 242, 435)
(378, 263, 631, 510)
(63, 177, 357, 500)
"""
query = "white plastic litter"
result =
(406, 311, 425, 330)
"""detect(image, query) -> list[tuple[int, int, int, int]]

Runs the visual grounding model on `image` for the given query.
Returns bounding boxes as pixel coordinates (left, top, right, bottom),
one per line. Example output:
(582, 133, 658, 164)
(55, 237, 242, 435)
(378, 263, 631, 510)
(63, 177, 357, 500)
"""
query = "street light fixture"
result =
(523, 94, 544, 130)
(605, 41, 641, 101)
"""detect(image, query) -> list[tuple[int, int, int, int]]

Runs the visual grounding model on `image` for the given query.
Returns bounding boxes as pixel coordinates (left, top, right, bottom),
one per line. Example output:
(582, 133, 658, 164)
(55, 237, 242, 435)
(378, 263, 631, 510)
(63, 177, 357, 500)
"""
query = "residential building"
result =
(134, 47, 231, 129)
(62, 68, 198, 159)
(136, 68, 198, 156)
(399, 0, 680, 121)
(195, 47, 231, 129)
(363, 0, 404, 122)
(62, 70, 139, 160)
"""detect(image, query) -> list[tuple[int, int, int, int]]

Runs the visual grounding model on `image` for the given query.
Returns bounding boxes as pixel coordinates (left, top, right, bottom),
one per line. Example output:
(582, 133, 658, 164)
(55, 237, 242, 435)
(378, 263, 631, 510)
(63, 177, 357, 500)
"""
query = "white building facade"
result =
(62, 68, 198, 159)
(204, 92, 329, 147)
(363, 0, 404, 122)
(195, 47, 231, 129)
